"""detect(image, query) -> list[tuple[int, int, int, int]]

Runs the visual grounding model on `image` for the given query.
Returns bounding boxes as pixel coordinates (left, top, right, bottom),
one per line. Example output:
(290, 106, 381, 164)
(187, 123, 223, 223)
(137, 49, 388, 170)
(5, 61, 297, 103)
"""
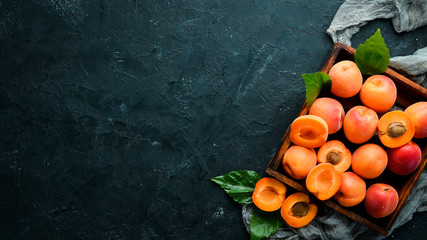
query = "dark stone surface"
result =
(0, 0, 426, 239)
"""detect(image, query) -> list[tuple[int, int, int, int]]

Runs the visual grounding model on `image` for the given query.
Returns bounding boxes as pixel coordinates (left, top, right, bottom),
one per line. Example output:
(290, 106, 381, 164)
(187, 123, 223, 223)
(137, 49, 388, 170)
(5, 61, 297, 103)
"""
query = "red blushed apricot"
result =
(317, 140, 352, 173)
(280, 192, 318, 228)
(404, 101, 427, 138)
(308, 97, 345, 134)
(343, 105, 378, 144)
(306, 163, 342, 201)
(351, 143, 388, 179)
(252, 177, 287, 212)
(328, 60, 363, 98)
(290, 115, 328, 148)
(387, 141, 422, 176)
(282, 146, 317, 180)
(378, 111, 415, 148)
(360, 75, 397, 113)
(333, 172, 366, 207)
(365, 183, 398, 218)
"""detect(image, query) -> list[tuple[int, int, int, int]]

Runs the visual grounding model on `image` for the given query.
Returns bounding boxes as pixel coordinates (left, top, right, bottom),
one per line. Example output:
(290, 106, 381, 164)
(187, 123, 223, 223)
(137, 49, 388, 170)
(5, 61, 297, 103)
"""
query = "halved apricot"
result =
(252, 177, 287, 212)
(317, 140, 352, 173)
(378, 111, 415, 148)
(306, 163, 342, 200)
(280, 192, 318, 228)
(290, 115, 328, 148)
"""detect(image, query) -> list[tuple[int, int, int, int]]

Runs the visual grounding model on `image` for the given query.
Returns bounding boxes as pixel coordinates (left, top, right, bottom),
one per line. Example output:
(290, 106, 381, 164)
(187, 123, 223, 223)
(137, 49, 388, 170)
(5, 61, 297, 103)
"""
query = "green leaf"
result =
(302, 72, 331, 106)
(211, 170, 261, 205)
(354, 28, 390, 75)
(250, 208, 283, 240)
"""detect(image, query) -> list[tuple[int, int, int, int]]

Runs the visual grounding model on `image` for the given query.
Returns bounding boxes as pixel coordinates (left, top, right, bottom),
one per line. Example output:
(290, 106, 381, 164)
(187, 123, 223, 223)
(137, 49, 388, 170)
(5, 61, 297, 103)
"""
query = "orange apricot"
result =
(290, 115, 328, 148)
(308, 97, 345, 134)
(306, 163, 342, 201)
(328, 60, 363, 98)
(317, 140, 352, 173)
(404, 101, 427, 139)
(343, 105, 378, 144)
(333, 172, 366, 207)
(351, 143, 388, 179)
(280, 192, 318, 228)
(378, 111, 415, 148)
(282, 145, 317, 180)
(360, 75, 397, 113)
(252, 177, 287, 212)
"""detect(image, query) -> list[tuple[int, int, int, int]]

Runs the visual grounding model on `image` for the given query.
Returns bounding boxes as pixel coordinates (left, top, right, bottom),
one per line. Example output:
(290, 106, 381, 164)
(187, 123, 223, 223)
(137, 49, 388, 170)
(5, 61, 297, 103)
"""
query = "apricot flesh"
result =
(317, 140, 352, 173)
(365, 183, 398, 218)
(290, 115, 328, 148)
(360, 75, 397, 113)
(404, 101, 427, 139)
(351, 143, 388, 179)
(378, 111, 415, 148)
(281, 192, 318, 228)
(308, 97, 345, 134)
(329, 60, 363, 98)
(252, 177, 287, 212)
(282, 145, 317, 180)
(333, 172, 366, 207)
(306, 163, 342, 200)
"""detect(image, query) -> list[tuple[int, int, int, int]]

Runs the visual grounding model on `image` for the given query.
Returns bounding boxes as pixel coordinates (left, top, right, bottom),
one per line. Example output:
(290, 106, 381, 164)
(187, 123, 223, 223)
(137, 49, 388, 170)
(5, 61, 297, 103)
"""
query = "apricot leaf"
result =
(354, 28, 390, 75)
(250, 208, 283, 240)
(211, 170, 261, 205)
(303, 72, 331, 106)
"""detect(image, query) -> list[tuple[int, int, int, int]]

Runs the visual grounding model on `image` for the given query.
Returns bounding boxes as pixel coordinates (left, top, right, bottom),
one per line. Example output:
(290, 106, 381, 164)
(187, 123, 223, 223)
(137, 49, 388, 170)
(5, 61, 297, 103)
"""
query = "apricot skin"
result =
(404, 101, 427, 139)
(328, 60, 363, 98)
(360, 75, 397, 113)
(282, 146, 317, 180)
(252, 177, 287, 212)
(387, 141, 422, 176)
(351, 143, 388, 179)
(309, 97, 345, 134)
(333, 172, 366, 207)
(365, 183, 398, 218)
(343, 106, 378, 144)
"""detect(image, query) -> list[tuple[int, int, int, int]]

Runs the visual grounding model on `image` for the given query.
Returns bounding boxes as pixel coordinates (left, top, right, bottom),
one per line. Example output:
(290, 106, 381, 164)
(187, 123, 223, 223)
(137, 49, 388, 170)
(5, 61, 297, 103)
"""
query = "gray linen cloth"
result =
(242, 0, 427, 239)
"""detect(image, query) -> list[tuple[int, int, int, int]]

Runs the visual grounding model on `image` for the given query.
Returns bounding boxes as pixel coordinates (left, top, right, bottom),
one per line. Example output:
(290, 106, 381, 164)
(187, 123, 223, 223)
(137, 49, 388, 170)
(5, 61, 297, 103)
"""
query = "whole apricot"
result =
(343, 105, 378, 144)
(352, 143, 387, 179)
(282, 145, 317, 180)
(333, 172, 366, 207)
(328, 60, 363, 98)
(365, 183, 398, 218)
(252, 177, 287, 212)
(360, 75, 397, 113)
(404, 101, 427, 138)
(387, 141, 422, 176)
(309, 97, 345, 134)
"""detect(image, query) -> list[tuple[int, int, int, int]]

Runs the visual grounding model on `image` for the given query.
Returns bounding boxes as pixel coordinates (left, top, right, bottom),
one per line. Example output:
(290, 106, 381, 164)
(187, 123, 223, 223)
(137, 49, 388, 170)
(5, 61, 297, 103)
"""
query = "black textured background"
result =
(1, 0, 426, 239)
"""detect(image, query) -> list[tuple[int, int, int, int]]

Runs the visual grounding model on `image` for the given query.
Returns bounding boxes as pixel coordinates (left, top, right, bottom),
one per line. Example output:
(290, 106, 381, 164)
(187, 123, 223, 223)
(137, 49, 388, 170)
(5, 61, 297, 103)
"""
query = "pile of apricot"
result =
(286, 59, 426, 219)
(253, 59, 426, 229)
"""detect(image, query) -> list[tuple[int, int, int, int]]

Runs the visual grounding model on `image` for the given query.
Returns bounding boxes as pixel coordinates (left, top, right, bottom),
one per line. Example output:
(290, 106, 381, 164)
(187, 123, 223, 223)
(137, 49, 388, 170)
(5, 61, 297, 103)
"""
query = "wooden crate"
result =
(266, 42, 427, 236)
